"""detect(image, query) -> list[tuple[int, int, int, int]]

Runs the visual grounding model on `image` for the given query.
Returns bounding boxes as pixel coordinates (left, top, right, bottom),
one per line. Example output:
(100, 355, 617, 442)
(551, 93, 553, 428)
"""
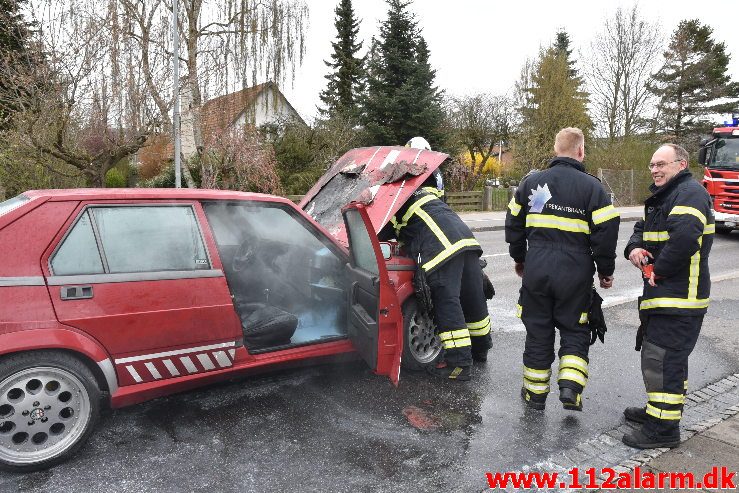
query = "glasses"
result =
(648, 159, 683, 170)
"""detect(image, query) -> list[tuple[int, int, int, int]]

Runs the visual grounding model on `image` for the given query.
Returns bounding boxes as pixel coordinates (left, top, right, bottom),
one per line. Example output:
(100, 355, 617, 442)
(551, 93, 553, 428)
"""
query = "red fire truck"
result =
(698, 113, 739, 234)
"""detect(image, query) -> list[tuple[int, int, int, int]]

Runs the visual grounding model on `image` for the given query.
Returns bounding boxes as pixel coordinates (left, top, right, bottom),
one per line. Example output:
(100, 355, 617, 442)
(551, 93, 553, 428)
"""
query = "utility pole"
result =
(172, 0, 181, 188)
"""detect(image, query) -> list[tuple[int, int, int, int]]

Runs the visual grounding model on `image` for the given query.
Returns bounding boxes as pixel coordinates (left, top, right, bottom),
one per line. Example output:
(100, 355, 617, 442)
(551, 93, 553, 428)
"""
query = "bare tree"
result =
(119, 0, 308, 187)
(585, 5, 663, 140)
(2, 1, 155, 187)
(448, 93, 512, 176)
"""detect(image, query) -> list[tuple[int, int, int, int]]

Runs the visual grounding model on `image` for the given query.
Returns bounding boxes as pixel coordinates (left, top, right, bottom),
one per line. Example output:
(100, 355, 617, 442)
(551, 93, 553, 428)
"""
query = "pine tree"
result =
(513, 46, 593, 169)
(650, 19, 739, 139)
(318, 0, 365, 119)
(362, 0, 444, 147)
(554, 29, 578, 78)
(0, 0, 35, 128)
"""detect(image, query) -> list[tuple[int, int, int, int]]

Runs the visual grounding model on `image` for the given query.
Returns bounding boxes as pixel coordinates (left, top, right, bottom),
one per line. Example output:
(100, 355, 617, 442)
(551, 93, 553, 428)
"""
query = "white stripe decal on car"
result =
(126, 365, 143, 383)
(144, 362, 162, 380)
(197, 353, 216, 371)
(162, 359, 180, 376)
(114, 341, 237, 364)
(180, 356, 198, 373)
(212, 351, 231, 368)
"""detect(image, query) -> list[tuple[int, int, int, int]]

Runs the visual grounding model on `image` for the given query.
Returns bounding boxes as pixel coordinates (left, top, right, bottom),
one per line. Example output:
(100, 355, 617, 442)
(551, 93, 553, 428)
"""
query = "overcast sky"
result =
(280, 0, 739, 123)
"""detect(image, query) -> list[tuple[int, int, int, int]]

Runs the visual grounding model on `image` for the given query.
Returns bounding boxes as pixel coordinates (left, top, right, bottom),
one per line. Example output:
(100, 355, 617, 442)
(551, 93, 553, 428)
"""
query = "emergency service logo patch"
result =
(528, 183, 552, 213)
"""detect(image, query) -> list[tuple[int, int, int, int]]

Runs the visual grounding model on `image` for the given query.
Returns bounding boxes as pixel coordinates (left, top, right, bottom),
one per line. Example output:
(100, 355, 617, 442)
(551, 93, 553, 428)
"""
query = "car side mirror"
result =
(379, 242, 392, 260)
(698, 147, 707, 166)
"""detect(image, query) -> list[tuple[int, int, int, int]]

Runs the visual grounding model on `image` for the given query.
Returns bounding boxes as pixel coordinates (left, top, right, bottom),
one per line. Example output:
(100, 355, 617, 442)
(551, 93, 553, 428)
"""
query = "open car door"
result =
(342, 203, 402, 386)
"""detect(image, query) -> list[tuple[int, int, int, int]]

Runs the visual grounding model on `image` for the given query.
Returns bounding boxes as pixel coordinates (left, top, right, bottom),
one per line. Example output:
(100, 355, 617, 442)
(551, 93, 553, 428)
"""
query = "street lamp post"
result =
(172, 0, 181, 188)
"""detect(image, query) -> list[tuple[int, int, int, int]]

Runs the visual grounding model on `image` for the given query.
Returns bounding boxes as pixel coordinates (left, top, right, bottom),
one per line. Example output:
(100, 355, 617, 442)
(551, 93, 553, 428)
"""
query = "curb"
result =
(467, 216, 641, 233)
(522, 373, 739, 492)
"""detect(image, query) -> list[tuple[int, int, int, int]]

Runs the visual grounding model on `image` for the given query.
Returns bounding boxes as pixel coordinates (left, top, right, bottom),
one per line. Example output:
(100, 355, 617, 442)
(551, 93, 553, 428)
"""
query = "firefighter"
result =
(505, 127, 619, 411)
(622, 144, 714, 449)
(388, 137, 492, 380)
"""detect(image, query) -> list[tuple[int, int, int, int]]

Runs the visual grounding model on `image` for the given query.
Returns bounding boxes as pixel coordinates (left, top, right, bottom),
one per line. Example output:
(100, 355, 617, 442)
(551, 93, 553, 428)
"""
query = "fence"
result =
(286, 187, 511, 212)
(598, 168, 653, 206)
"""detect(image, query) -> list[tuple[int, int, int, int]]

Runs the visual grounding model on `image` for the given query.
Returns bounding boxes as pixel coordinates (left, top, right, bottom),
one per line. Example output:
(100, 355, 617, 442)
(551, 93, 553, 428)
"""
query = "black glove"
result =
(478, 258, 495, 299)
(482, 272, 495, 299)
(413, 266, 434, 314)
(588, 288, 607, 345)
(635, 297, 646, 351)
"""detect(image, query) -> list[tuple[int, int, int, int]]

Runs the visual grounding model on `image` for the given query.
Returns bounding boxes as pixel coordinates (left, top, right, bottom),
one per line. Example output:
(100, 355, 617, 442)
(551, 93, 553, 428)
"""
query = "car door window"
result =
(91, 206, 209, 273)
(344, 209, 379, 275)
(51, 211, 105, 275)
(203, 202, 348, 350)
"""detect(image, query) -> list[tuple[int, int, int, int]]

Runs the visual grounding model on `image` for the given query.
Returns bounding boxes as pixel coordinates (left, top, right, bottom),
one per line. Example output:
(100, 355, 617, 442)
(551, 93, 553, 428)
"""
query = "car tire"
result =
(716, 225, 733, 235)
(0, 351, 101, 472)
(401, 298, 442, 371)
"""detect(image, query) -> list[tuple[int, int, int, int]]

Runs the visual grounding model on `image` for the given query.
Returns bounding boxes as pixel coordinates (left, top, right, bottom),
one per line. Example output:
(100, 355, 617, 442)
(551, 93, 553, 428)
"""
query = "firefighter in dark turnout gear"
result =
(622, 144, 714, 449)
(505, 128, 620, 411)
(387, 138, 492, 380)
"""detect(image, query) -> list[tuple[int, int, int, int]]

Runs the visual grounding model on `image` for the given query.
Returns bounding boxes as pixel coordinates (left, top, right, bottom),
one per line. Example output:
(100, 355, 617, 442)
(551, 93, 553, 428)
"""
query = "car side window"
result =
(344, 209, 379, 275)
(51, 211, 105, 275)
(91, 206, 209, 273)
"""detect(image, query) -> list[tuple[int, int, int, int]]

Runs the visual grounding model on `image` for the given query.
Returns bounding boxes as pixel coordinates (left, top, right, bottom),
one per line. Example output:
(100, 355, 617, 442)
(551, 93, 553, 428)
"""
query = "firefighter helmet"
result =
(405, 136, 431, 151)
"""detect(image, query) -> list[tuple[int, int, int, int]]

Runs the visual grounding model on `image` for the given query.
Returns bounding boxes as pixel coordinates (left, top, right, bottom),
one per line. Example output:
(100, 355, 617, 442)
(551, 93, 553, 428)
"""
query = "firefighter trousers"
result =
(518, 247, 594, 397)
(640, 314, 703, 437)
(426, 250, 492, 367)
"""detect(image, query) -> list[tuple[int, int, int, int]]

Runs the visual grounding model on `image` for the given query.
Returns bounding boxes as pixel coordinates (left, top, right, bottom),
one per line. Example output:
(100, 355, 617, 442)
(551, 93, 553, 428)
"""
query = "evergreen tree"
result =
(554, 29, 578, 78)
(318, 0, 365, 119)
(0, 0, 35, 128)
(650, 19, 739, 139)
(362, 0, 444, 147)
(513, 46, 593, 169)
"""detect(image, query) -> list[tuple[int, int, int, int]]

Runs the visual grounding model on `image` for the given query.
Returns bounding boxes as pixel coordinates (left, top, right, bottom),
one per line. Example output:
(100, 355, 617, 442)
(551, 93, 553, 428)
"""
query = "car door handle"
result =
(60, 285, 94, 300)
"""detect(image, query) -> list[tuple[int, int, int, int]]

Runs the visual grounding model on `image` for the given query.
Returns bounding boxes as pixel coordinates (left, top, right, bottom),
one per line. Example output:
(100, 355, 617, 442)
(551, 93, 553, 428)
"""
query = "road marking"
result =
(603, 270, 739, 308)
(481, 253, 508, 258)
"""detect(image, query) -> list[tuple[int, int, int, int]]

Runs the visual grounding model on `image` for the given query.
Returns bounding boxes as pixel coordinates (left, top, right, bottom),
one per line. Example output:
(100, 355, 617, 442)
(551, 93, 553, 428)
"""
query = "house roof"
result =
(200, 81, 302, 140)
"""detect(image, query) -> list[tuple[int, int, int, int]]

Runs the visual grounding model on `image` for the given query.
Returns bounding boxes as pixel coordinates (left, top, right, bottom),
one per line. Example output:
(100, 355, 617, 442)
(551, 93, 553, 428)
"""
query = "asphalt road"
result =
(1, 231, 738, 493)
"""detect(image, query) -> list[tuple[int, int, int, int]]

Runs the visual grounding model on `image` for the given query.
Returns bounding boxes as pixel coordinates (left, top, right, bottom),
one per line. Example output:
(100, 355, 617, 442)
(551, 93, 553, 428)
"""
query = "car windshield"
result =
(712, 138, 739, 169)
(0, 194, 31, 217)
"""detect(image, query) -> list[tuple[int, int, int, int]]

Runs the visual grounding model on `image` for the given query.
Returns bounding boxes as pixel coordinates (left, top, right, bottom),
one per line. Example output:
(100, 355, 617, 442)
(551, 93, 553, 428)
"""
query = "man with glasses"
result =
(622, 143, 714, 449)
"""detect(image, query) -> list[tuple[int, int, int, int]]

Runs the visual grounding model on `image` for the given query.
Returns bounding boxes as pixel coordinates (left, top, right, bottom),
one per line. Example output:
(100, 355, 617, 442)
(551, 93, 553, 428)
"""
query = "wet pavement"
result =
(1, 234, 737, 493)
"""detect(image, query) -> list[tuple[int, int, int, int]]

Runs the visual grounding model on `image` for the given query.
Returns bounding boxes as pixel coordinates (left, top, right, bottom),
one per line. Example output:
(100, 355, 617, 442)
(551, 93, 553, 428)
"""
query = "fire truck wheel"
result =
(716, 225, 733, 235)
(401, 298, 442, 371)
(0, 351, 101, 472)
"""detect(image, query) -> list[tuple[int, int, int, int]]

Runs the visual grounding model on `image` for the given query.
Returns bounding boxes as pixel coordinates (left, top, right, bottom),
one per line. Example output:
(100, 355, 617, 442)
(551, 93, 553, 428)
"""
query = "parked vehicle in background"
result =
(0, 146, 444, 471)
(699, 113, 739, 234)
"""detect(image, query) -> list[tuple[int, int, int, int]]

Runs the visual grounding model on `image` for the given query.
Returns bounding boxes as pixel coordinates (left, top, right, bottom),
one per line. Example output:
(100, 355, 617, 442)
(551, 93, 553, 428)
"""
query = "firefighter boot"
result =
(520, 388, 547, 410)
(471, 349, 488, 363)
(623, 406, 648, 424)
(427, 361, 471, 381)
(559, 387, 583, 412)
(622, 427, 680, 449)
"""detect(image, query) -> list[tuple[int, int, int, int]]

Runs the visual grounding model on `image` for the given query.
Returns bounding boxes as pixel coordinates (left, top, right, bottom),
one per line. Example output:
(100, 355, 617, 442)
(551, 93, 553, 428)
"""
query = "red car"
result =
(0, 146, 445, 471)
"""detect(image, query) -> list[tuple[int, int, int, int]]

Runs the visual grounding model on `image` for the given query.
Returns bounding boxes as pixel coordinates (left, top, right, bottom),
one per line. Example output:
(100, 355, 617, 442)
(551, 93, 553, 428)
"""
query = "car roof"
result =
(22, 188, 289, 203)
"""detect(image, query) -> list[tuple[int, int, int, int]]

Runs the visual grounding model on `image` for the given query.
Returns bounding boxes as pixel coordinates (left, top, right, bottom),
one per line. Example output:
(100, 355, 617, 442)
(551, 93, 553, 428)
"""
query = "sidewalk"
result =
(459, 206, 643, 232)
(620, 413, 739, 492)
(552, 372, 739, 492)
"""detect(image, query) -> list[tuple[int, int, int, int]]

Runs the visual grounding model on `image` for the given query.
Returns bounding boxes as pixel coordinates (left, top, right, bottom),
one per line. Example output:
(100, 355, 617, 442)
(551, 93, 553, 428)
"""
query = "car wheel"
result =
(401, 298, 442, 371)
(0, 352, 101, 472)
(716, 225, 733, 235)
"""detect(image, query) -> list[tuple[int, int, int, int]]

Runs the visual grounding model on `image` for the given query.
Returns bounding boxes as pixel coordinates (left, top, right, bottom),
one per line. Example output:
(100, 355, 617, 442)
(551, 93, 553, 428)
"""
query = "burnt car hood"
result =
(300, 146, 448, 246)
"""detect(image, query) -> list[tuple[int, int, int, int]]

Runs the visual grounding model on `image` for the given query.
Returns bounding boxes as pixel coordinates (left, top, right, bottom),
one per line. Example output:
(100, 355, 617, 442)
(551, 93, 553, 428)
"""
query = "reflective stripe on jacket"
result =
(625, 169, 714, 316)
(504, 157, 620, 276)
(391, 187, 481, 273)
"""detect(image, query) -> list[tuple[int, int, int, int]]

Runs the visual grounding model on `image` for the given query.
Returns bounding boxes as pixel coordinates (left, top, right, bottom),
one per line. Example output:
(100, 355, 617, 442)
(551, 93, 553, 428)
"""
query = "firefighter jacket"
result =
(505, 157, 620, 276)
(391, 187, 481, 274)
(625, 169, 714, 316)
